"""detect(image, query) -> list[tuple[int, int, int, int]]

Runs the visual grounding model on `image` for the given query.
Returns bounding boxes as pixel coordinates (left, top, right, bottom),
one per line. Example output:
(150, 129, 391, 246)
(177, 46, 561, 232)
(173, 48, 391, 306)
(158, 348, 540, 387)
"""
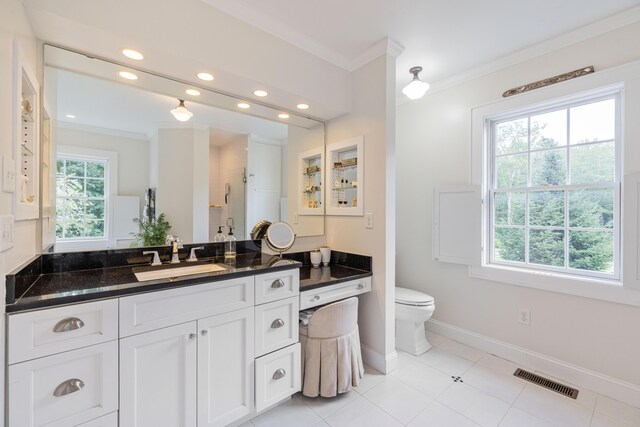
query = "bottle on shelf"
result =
(224, 227, 237, 260)
(213, 226, 225, 242)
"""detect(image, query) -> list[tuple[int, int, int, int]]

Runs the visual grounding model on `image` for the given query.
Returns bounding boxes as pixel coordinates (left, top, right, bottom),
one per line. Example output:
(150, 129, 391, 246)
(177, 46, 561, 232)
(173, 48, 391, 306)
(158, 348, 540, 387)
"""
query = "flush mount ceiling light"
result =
(296, 103, 309, 110)
(170, 99, 193, 122)
(253, 90, 268, 97)
(185, 89, 201, 96)
(118, 71, 138, 80)
(278, 113, 290, 119)
(197, 72, 214, 81)
(402, 66, 430, 100)
(237, 102, 251, 109)
(122, 49, 144, 60)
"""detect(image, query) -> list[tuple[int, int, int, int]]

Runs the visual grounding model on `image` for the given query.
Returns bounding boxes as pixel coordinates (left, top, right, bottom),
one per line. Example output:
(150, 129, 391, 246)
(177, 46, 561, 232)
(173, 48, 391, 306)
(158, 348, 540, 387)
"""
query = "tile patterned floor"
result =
(245, 332, 640, 427)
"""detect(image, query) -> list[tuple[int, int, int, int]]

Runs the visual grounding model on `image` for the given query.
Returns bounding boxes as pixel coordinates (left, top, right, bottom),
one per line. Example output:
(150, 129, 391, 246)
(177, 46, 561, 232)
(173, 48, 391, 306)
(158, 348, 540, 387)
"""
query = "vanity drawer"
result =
(255, 296, 299, 357)
(255, 343, 301, 412)
(300, 277, 372, 310)
(255, 269, 300, 305)
(77, 412, 118, 426)
(8, 341, 118, 427)
(8, 299, 118, 365)
(120, 276, 254, 337)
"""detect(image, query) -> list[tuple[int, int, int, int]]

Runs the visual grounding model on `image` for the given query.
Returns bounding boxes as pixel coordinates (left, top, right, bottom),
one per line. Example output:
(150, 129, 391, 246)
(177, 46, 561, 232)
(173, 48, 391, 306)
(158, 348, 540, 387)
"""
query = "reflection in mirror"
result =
(42, 45, 324, 252)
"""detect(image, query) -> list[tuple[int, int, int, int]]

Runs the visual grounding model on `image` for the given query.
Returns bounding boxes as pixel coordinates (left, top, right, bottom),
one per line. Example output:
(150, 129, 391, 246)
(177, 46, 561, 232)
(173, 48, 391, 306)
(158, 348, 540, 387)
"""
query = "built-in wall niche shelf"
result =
(13, 41, 40, 220)
(326, 136, 363, 216)
(298, 148, 324, 215)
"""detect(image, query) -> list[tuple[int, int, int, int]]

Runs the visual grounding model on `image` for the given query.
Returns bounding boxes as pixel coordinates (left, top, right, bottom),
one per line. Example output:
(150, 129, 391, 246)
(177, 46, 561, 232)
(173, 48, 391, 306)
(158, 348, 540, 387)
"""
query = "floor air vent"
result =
(513, 368, 579, 399)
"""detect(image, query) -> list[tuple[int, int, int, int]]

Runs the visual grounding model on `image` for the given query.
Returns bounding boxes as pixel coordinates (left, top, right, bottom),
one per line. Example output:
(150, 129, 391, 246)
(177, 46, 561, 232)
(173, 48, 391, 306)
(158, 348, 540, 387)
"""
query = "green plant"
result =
(130, 213, 172, 247)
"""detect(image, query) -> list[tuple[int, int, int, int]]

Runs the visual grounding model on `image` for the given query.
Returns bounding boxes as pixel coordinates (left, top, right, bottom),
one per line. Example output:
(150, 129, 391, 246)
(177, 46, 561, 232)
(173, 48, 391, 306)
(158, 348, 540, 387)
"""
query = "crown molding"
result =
(58, 121, 149, 141)
(350, 38, 405, 70)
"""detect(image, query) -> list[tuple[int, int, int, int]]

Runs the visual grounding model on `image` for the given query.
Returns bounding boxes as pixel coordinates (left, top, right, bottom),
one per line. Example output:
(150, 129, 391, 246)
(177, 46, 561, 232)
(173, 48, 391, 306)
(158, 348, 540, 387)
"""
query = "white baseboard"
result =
(427, 319, 640, 408)
(361, 344, 398, 374)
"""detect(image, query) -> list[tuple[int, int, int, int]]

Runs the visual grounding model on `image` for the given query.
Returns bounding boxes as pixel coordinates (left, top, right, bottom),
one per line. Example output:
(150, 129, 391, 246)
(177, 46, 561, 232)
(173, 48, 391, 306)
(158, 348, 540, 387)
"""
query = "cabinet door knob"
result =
(187, 333, 196, 340)
(270, 318, 285, 329)
(53, 317, 85, 333)
(313, 295, 320, 301)
(200, 330, 208, 336)
(271, 279, 285, 289)
(53, 378, 85, 397)
(357, 283, 364, 289)
(272, 368, 287, 380)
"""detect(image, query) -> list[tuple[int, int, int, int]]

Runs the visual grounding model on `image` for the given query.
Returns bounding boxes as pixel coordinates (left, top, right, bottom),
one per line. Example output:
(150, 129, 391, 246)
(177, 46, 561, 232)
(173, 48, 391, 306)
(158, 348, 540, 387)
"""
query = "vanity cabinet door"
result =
(120, 322, 197, 427)
(197, 307, 254, 427)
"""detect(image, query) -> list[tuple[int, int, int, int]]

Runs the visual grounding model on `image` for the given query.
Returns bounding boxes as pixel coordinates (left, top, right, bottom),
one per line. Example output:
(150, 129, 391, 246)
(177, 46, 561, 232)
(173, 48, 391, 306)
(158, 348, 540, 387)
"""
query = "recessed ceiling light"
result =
(237, 102, 251, 109)
(197, 72, 214, 81)
(185, 89, 201, 96)
(253, 90, 268, 97)
(65, 114, 76, 119)
(122, 49, 144, 60)
(278, 113, 290, 119)
(296, 103, 309, 110)
(119, 71, 138, 80)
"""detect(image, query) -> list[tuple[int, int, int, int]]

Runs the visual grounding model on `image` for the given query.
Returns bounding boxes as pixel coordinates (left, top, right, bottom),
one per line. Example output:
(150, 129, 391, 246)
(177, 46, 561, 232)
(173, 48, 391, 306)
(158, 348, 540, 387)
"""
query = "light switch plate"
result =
(3, 156, 16, 193)
(292, 212, 299, 224)
(365, 213, 374, 229)
(0, 215, 14, 252)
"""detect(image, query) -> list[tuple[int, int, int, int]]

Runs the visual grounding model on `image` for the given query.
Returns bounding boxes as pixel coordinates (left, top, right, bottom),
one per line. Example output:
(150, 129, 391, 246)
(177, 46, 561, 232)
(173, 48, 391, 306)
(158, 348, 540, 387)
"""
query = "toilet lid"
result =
(395, 287, 434, 305)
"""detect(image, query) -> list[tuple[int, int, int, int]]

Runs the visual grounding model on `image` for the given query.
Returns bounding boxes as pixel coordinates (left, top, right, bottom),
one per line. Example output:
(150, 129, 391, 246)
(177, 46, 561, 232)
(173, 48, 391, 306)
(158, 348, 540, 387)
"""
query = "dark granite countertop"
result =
(299, 265, 372, 292)
(6, 252, 300, 313)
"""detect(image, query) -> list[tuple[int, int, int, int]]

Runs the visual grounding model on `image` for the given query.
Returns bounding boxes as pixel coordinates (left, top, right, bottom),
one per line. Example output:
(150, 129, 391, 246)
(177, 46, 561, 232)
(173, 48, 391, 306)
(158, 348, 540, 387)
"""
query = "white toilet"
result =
(395, 287, 435, 356)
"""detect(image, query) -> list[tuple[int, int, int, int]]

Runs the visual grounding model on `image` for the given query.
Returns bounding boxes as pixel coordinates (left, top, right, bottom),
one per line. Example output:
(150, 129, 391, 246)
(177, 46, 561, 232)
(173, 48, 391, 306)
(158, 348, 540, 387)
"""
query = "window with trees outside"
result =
(489, 95, 619, 280)
(56, 157, 108, 240)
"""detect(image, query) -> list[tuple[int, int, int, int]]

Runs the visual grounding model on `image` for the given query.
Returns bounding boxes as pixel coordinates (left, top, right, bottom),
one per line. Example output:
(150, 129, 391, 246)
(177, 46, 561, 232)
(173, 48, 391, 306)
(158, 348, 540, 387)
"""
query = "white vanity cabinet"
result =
(119, 322, 198, 427)
(6, 268, 301, 427)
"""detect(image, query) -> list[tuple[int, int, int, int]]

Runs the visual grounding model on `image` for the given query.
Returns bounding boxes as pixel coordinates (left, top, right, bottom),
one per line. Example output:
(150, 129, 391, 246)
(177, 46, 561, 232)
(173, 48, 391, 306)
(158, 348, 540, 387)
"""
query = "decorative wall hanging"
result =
(502, 66, 594, 98)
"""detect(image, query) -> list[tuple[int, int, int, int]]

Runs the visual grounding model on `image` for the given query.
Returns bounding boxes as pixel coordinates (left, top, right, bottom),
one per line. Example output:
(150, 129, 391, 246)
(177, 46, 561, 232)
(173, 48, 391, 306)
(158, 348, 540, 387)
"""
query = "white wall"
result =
(153, 127, 209, 243)
(57, 127, 150, 214)
(0, 0, 39, 420)
(247, 138, 281, 235)
(217, 134, 248, 240)
(397, 22, 640, 387)
(325, 53, 397, 372)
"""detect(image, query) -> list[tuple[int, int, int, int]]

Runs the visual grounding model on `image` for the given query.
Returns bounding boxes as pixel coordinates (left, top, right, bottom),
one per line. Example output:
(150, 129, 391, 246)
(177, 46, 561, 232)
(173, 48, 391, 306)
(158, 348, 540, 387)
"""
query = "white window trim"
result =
(487, 93, 621, 281)
(470, 60, 640, 307)
(55, 145, 118, 250)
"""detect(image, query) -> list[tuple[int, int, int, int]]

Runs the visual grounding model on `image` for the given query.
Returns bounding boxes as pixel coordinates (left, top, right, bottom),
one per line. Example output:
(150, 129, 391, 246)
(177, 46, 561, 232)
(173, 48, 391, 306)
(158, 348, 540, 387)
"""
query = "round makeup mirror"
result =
(265, 222, 296, 256)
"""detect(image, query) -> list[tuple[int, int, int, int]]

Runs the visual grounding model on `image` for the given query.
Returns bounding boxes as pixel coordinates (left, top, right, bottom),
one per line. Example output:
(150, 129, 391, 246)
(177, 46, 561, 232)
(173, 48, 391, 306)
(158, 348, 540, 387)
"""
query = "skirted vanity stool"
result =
(299, 297, 365, 397)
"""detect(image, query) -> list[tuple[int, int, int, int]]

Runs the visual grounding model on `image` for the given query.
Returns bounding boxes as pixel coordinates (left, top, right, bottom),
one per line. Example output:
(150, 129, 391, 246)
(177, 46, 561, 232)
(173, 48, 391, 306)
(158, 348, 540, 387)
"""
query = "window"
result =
(56, 156, 108, 240)
(488, 95, 620, 280)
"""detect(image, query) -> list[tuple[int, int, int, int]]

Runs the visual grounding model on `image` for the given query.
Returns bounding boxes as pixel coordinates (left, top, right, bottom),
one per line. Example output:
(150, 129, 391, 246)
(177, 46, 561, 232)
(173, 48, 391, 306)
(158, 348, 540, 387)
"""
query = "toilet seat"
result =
(395, 287, 434, 307)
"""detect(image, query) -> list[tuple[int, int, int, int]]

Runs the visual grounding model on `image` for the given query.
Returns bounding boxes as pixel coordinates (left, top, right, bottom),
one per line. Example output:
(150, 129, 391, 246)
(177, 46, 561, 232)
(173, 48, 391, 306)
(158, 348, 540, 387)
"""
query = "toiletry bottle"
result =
(213, 226, 225, 242)
(225, 227, 237, 260)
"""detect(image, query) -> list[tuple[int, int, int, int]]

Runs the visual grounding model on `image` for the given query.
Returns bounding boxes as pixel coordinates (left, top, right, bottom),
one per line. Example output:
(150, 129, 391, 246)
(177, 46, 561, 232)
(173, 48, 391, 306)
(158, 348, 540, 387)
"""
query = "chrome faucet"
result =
(187, 246, 205, 262)
(143, 250, 162, 266)
(166, 235, 183, 264)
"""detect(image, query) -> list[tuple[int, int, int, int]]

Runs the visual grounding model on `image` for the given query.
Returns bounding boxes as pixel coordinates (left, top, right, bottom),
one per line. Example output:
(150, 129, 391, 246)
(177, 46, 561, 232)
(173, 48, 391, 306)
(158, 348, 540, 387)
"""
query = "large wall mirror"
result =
(41, 45, 325, 252)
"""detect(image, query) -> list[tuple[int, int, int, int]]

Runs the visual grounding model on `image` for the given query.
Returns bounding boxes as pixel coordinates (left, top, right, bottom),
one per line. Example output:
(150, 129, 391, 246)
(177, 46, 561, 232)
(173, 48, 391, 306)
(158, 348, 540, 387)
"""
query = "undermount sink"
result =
(134, 263, 228, 282)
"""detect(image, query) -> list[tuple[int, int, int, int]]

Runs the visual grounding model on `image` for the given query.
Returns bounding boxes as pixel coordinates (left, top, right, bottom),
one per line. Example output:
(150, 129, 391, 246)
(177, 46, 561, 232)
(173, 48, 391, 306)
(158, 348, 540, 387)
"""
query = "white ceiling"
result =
(203, 0, 640, 100)
(52, 68, 288, 142)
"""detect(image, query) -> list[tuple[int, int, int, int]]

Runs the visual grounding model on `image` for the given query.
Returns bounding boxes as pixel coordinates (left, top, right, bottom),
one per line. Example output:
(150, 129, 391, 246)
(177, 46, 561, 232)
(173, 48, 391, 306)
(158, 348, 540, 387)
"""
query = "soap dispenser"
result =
(225, 227, 237, 260)
(213, 226, 225, 243)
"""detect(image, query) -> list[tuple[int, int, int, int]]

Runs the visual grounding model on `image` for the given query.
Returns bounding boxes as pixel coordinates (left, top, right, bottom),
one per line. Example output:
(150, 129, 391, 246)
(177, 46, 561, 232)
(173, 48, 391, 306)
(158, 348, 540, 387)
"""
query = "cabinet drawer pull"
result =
(188, 333, 196, 340)
(313, 295, 320, 301)
(53, 317, 85, 333)
(270, 318, 285, 329)
(53, 378, 85, 397)
(271, 279, 285, 289)
(200, 330, 208, 336)
(357, 283, 364, 289)
(272, 368, 286, 380)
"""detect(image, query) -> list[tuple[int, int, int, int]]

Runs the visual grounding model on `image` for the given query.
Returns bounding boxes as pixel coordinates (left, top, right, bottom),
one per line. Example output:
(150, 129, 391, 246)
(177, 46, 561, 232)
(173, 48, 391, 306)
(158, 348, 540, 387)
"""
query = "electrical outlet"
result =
(0, 215, 14, 252)
(365, 213, 374, 229)
(3, 156, 16, 193)
(518, 308, 530, 326)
